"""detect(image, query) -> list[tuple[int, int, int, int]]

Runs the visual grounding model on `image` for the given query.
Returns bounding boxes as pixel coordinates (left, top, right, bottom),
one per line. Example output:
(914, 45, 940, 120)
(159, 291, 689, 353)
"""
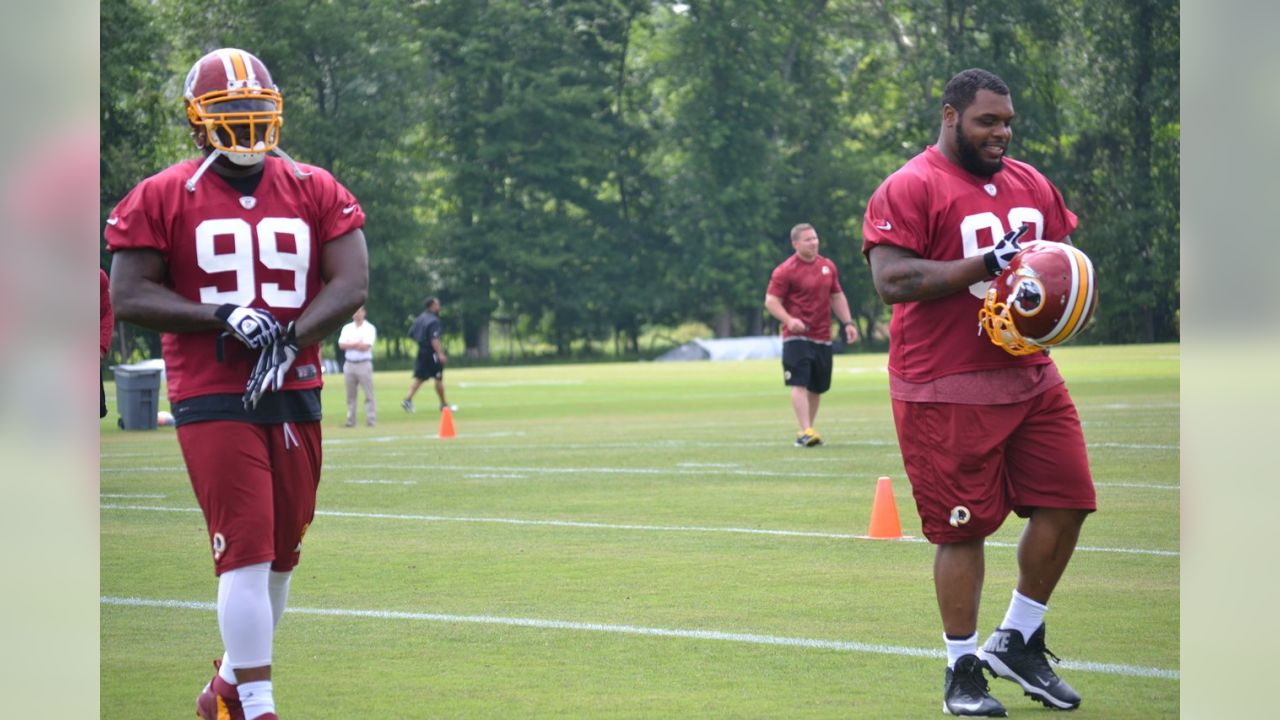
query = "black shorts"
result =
(413, 352, 444, 381)
(782, 339, 833, 393)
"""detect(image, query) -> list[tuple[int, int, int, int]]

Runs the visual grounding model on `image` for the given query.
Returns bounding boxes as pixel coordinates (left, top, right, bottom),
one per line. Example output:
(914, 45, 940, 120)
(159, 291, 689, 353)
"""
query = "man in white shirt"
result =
(337, 306, 377, 427)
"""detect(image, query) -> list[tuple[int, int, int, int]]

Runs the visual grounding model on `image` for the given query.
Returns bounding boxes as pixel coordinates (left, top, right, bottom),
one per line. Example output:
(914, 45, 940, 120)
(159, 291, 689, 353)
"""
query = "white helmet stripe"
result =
(1040, 245, 1095, 345)
(217, 50, 237, 86)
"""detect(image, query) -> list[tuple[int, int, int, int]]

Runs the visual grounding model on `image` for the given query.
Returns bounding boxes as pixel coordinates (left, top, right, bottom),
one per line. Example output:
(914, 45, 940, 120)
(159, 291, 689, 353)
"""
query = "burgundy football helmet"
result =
(184, 48, 283, 165)
(978, 240, 1098, 356)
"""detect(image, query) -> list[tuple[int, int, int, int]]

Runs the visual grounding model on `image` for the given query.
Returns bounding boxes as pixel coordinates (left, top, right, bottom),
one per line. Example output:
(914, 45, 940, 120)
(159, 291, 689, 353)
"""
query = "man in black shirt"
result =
(403, 296, 455, 412)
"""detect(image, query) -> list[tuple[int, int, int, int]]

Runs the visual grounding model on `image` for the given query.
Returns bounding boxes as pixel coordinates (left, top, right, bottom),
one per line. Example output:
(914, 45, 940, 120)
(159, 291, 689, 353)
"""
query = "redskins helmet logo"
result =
(949, 506, 971, 527)
(1011, 278, 1045, 317)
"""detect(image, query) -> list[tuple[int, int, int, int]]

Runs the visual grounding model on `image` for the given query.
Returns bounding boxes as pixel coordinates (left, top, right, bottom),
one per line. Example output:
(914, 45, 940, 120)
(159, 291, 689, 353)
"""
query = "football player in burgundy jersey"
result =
(764, 223, 859, 447)
(862, 69, 1094, 716)
(106, 48, 368, 720)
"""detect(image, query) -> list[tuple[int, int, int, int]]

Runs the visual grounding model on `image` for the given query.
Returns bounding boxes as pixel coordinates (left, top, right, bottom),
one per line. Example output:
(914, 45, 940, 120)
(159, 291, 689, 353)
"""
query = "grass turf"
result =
(100, 343, 1178, 718)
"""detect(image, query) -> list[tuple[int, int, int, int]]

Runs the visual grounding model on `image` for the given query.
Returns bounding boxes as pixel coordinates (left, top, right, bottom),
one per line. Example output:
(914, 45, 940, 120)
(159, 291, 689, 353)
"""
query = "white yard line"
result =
(100, 504, 1178, 557)
(99, 595, 1178, 681)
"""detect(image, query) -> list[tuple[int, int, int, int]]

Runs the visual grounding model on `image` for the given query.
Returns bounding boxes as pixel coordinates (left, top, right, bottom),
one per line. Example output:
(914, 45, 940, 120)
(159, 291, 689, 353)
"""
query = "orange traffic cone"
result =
(438, 406, 457, 439)
(866, 475, 904, 539)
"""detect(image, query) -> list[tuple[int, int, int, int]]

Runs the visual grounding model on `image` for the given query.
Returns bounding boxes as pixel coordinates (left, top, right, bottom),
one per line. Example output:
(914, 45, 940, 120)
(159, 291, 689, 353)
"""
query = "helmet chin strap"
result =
(185, 149, 225, 192)
(271, 146, 312, 180)
(185, 146, 312, 192)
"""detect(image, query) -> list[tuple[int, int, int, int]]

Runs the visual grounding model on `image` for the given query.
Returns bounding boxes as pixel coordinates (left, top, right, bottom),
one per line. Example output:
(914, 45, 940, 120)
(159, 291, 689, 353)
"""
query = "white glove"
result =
(983, 224, 1030, 277)
(243, 322, 299, 410)
(215, 304, 282, 349)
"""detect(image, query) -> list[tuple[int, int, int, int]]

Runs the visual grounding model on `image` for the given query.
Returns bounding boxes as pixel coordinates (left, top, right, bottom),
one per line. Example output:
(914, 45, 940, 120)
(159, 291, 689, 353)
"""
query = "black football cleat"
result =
(943, 654, 1008, 716)
(978, 624, 1081, 710)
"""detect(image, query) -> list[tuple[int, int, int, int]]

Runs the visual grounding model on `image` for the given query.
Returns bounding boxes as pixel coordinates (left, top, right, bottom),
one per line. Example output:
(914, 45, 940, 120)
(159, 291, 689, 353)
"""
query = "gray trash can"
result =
(113, 364, 163, 430)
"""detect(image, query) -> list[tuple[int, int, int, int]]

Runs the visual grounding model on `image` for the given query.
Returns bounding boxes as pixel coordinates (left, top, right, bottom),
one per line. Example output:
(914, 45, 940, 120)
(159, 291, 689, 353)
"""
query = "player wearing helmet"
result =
(106, 48, 369, 720)
(862, 68, 1094, 716)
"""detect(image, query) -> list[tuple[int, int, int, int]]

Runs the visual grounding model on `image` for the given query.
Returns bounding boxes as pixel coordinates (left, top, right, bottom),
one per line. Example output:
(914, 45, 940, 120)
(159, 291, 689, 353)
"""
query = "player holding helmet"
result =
(862, 68, 1095, 716)
(107, 48, 368, 720)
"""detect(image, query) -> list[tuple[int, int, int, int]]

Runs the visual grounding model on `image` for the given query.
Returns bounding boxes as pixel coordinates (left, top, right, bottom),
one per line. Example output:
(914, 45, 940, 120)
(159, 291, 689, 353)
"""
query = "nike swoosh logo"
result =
(949, 700, 985, 712)
(874, 220, 892, 231)
(1037, 677, 1053, 687)
(342, 204, 358, 214)
(106, 217, 120, 226)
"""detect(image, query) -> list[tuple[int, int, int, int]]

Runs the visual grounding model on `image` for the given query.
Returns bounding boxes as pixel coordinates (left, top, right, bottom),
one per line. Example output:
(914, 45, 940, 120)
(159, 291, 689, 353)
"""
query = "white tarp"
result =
(655, 335, 783, 362)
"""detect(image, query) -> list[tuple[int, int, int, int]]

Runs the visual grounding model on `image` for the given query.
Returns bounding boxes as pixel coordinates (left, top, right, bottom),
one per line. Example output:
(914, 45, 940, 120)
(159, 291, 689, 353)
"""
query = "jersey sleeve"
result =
(765, 262, 790, 298)
(1037, 176, 1079, 241)
(827, 260, 844, 295)
(104, 179, 169, 255)
(307, 167, 366, 243)
(861, 169, 931, 259)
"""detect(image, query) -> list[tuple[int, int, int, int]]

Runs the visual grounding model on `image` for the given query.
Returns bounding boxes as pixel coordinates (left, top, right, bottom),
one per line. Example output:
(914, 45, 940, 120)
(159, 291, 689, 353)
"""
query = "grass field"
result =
(100, 343, 1179, 718)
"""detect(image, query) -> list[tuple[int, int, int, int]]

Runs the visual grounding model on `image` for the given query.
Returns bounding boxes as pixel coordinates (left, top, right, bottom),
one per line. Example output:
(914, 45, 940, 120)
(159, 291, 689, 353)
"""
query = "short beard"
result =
(954, 122, 1004, 177)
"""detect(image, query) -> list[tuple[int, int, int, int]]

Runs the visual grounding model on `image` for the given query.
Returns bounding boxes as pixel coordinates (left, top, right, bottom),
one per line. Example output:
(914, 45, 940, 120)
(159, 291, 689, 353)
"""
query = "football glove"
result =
(243, 322, 299, 410)
(983, 224, 1030, 277)
(215, 304, 283, 349)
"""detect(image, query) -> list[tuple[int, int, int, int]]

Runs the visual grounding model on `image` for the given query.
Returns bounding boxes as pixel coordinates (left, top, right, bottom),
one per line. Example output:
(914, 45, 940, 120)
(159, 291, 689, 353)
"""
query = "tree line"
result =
(101, 0, 1179, 362)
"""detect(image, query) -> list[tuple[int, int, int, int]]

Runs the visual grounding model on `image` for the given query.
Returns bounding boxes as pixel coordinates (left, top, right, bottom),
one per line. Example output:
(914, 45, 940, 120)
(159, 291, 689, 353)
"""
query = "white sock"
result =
(269, 570, 293, 629)
(944, 632, 978, 668)
(216, 562, 274, 684)
(1001, 589, 1048, 643)
(238, 679, 276, 719)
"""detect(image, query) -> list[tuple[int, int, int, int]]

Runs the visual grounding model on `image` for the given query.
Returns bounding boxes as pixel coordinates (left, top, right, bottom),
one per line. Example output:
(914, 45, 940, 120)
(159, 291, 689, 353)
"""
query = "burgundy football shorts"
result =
(176, 420, 323, 575)
(891, 383, 1096, 544)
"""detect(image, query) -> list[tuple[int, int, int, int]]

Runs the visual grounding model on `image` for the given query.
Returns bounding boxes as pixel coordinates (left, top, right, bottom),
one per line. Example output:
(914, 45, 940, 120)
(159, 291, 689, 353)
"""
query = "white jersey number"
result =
(196, 218, 311, 308)
(961, 208, 1044, 298)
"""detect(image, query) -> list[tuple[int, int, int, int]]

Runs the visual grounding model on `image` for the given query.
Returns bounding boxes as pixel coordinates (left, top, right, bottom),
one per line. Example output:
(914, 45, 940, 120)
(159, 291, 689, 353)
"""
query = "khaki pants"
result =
(343, 359, 375, 426)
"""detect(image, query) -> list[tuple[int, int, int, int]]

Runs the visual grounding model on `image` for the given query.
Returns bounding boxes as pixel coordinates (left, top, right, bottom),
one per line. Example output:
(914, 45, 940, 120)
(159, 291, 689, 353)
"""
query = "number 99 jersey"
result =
(105, 155, 365, 403)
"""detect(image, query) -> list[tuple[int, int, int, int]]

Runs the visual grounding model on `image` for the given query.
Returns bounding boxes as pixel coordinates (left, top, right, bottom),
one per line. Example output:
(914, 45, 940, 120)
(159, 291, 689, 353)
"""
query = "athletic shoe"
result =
(402, 399, 414, 413)
(978, 624, 1081, 710)
(441, 403, 458, 412)
(196, 659, 244, 720)
(943, 654, 1008, 716)
(795, 428, 823, 447)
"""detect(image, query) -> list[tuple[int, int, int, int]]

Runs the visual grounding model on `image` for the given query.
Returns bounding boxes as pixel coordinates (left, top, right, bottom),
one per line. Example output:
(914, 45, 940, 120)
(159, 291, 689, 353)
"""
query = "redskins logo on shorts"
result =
(784, 370, 792, 381)
(295, 521, 311, 553)
(948, 506, 971, 528)
(212, 532, 227, 562)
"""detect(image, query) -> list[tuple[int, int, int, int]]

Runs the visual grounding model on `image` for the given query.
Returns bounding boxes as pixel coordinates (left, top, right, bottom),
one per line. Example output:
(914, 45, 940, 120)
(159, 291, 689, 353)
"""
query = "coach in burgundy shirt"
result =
(764, 223, 859, 447)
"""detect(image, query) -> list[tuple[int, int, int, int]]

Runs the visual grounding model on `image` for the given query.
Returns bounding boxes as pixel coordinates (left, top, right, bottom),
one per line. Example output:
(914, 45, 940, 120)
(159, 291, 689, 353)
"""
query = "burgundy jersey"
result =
(105, 156, 365, 403)
(766, 254, 844, 342)
(861, 145, 1077, 382)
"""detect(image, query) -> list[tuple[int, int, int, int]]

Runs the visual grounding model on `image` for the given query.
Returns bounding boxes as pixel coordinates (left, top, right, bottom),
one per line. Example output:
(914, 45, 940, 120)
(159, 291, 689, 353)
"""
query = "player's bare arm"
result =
(764, 293, 807, 333)
(110, 248, 230, 333)
(292, 229, 369, 347)
(867, 244, 990, 305)
(431, 338, 446, 364)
